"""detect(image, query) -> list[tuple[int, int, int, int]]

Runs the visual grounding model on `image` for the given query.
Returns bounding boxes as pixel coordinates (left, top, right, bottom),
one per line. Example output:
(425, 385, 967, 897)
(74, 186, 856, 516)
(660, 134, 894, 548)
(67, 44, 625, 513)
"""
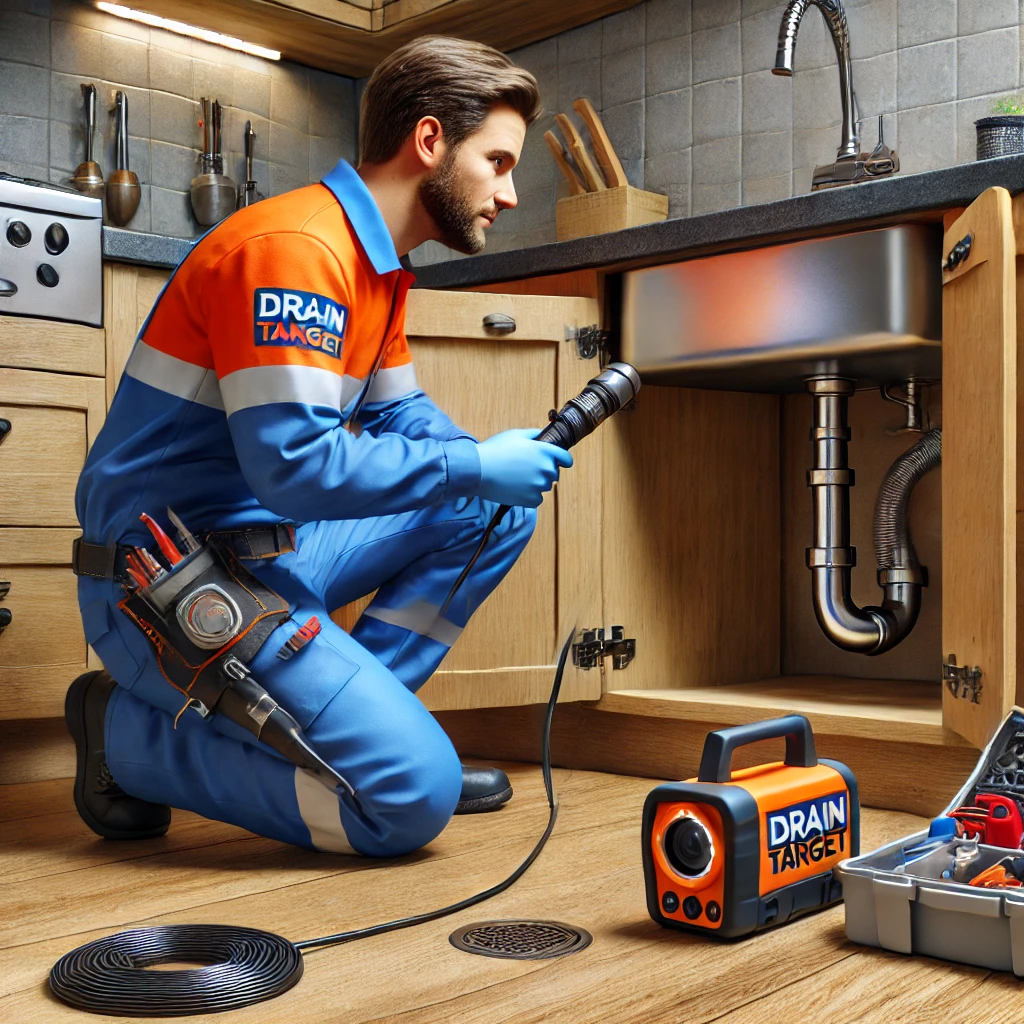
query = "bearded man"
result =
(67, 36, 572, 856)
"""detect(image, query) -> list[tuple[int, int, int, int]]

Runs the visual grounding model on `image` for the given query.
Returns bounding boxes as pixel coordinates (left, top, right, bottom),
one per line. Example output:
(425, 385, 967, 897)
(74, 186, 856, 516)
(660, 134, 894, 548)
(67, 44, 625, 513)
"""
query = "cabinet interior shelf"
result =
(594, 675, 969, 748)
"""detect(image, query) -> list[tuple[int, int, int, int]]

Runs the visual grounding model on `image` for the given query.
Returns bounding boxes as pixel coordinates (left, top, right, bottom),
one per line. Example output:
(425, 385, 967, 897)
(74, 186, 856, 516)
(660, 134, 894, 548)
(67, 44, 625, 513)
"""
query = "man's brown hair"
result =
(359, 36, 541, 164)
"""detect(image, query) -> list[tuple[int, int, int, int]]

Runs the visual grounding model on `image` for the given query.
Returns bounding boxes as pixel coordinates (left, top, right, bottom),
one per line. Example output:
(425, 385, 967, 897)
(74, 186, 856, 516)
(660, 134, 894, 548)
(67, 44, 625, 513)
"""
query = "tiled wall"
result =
(0, 0, 358, 237)
(411, 0, 1024, 265)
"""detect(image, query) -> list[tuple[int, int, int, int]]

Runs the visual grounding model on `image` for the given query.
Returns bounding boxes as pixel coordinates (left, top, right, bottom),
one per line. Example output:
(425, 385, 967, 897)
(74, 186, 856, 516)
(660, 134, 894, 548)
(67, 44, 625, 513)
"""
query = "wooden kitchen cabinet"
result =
(590, 187, 1021, 756)
(339, 287, 606, 710)
(120, 0, 642, 78)
(0, 370, 105, 722)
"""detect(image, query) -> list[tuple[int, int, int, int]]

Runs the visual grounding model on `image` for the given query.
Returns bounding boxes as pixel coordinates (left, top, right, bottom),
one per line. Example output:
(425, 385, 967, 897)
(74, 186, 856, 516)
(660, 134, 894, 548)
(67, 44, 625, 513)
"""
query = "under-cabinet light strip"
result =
(95, 2, 281, 60)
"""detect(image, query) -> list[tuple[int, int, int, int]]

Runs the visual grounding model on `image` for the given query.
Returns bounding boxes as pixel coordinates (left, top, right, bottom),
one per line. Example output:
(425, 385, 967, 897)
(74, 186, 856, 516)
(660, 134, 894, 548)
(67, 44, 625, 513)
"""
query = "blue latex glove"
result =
(476, 428, 574, 507)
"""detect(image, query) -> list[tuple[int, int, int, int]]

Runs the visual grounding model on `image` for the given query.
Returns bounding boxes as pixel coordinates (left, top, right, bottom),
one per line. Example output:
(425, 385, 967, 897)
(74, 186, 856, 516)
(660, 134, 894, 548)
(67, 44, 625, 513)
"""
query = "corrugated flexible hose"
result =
(873, 427, 942, 576)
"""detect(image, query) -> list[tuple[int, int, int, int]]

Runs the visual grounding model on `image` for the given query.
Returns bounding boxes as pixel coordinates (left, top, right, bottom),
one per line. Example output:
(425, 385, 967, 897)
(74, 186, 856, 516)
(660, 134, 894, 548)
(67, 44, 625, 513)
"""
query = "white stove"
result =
(0, 173, 103, 328)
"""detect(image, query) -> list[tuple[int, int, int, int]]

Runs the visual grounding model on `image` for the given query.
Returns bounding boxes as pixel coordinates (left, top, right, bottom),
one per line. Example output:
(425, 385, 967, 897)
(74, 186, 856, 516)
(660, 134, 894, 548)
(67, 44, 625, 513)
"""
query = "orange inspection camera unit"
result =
(642, 715, 859, 939)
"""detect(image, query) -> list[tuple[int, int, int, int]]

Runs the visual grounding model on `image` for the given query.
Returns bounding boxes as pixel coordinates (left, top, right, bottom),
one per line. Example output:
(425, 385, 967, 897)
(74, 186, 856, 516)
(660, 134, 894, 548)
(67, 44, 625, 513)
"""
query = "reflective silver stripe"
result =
(220, 364, 350, 415)
(340, 374, 364, 409)
(293, 768, 358, 854)
(366, 362, 419, 403)
(362, 599, 463, 647)
(124, 341, 224, 410)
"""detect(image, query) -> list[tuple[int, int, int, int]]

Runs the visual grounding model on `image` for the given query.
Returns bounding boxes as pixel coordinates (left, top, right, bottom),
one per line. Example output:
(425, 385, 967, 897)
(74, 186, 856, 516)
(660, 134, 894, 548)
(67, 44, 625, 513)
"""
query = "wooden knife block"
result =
(555, 185, 668, 241)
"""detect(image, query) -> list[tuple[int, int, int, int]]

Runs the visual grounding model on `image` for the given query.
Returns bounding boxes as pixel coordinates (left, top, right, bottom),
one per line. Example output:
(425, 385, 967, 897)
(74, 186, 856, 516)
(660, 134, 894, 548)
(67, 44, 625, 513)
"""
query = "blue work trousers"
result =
(78, 499, 535, 856)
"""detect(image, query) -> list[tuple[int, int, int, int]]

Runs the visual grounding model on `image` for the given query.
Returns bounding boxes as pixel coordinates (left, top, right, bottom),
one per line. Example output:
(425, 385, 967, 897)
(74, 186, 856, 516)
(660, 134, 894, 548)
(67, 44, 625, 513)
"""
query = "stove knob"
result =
(6, 221, 30, 248)
(0, 279, 16, 297)
(36, 264, 59, 288)
(44, 222, 69, 256)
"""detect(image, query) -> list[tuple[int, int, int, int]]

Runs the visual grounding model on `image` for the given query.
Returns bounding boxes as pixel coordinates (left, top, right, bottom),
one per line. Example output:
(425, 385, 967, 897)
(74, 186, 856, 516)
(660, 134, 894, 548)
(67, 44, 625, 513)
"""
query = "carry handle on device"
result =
(697, 715, 818, 784)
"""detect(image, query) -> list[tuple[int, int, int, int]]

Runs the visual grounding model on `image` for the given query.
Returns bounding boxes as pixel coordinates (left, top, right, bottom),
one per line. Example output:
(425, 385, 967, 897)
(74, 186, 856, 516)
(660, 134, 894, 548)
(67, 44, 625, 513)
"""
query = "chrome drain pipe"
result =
(805, 377, 939, 655)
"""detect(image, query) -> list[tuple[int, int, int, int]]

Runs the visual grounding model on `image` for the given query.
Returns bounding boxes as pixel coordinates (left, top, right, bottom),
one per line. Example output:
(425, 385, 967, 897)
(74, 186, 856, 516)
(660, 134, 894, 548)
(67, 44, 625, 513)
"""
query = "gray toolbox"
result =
(836, 707, 1024, 974)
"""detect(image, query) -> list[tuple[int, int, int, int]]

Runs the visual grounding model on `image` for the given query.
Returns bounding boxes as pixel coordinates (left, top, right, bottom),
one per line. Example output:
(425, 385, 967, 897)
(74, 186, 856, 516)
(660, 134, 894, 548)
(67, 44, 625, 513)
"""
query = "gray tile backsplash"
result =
(2, 0, 1019, 257)
(0, 0, 357, 237)
(411, 0, 1024, 266)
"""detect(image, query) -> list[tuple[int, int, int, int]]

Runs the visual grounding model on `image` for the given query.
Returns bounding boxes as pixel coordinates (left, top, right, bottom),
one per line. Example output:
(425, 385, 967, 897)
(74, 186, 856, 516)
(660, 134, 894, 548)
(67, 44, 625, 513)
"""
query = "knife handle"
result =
(544, 130, 586, 196)
(572, 98, 628, 188)
(554, 113, 606, 191)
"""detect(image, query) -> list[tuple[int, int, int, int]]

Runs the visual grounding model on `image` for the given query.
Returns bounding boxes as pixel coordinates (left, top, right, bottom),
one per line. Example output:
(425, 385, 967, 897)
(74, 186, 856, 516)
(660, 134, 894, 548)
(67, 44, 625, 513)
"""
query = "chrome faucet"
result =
(772, 0, 898, 189)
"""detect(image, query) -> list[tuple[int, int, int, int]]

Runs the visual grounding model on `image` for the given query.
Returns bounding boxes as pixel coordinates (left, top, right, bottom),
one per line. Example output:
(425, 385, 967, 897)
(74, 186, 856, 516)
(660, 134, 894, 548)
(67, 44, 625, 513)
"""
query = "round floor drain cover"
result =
(449, 920, 592, 960)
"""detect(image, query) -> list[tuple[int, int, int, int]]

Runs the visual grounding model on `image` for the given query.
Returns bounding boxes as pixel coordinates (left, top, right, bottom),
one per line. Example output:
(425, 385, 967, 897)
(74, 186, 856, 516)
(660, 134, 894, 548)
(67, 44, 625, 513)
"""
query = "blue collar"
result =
(321, 160, 402, 276)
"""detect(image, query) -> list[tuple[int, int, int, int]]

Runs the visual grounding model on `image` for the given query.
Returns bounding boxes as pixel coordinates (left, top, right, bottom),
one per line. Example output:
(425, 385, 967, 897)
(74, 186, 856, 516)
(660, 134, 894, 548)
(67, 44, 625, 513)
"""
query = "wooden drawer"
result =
(0, 367, 105, 526)
(406, 289, 598, 343)
(0, 315, 104, 377)
(0, 527, 91, 720)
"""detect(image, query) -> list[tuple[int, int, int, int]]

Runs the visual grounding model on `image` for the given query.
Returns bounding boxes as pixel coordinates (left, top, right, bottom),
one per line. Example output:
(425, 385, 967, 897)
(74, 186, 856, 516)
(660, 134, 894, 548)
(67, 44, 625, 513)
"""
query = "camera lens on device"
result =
(665, 817, 713, 876)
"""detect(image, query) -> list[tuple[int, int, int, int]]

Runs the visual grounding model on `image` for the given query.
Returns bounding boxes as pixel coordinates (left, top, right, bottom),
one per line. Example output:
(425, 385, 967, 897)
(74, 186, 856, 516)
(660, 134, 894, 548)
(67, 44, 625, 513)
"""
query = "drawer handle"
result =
(0, 607, 10, 634)
(0, 418, 10, 446)
(483, 313, 516, 334)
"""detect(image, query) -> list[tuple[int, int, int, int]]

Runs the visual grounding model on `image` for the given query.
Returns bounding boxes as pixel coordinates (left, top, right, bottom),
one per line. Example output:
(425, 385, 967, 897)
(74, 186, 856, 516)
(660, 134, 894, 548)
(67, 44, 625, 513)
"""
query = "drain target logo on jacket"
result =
(765, 792, 848, 875)
(253, 288, 349, 358)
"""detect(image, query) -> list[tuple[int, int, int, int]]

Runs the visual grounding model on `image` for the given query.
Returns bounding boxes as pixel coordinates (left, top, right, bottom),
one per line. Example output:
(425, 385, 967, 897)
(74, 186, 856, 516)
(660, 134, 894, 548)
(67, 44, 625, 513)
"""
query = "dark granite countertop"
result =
(103, 227, 193, 268)
(413, 155, 1024, 290)
(101, 155, 1024, 282)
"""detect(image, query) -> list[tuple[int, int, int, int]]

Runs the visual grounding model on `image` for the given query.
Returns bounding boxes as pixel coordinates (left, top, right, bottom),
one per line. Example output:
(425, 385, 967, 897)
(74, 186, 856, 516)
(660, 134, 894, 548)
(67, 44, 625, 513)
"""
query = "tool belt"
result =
(73, 522, 356, 799)
(72, 524, 296, 583)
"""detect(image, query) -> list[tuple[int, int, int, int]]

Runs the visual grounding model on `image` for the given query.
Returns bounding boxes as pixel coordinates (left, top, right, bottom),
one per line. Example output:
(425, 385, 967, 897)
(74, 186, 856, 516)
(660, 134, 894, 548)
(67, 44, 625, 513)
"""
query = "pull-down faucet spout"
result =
(773, 0, 858, 162)
(772, 0, 897, 188)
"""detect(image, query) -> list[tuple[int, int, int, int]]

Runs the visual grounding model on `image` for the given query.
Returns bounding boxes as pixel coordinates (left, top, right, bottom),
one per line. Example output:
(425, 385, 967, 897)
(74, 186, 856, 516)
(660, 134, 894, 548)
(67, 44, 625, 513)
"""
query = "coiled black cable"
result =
(49, 924, 303, 1017)
(49, 627, 575, 1017)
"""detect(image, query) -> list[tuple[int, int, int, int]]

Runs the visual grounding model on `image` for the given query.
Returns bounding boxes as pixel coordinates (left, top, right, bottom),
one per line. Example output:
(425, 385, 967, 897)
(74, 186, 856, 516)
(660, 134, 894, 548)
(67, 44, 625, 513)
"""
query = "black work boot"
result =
(455, 764, 513, 814)
(64, 671, 171, 840)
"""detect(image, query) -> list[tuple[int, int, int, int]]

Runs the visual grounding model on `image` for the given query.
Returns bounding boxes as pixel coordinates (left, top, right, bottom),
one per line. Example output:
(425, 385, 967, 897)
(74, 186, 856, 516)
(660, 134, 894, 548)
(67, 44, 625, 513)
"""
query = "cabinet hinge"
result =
(943, 654, 982, 704)
(565, 324, 609, 361)
(572, 626, 635, 671)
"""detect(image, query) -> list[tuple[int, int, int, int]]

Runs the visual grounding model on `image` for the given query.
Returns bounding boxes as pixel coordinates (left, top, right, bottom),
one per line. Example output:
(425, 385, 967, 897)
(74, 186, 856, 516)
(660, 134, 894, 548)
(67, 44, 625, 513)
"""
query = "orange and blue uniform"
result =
(75, 161, 536, 855)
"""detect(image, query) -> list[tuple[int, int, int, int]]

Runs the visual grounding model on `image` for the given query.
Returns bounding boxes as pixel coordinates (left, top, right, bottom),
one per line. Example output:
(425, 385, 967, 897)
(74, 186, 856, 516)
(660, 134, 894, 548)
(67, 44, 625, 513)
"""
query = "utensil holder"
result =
(555, 185, 668, 242)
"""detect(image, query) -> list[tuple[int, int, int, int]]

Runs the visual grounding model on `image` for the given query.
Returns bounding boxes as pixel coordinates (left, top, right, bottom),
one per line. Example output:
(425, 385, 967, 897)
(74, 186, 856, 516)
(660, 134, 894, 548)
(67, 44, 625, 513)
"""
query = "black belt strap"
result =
(208, 524, 296, 560)
(72, 525, 296, 579)
(72, 538, 130, 581)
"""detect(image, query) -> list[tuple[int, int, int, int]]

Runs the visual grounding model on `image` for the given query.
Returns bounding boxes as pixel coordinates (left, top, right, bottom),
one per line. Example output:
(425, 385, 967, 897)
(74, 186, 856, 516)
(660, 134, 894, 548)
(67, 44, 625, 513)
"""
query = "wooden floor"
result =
(2, 763, 1023, 1023)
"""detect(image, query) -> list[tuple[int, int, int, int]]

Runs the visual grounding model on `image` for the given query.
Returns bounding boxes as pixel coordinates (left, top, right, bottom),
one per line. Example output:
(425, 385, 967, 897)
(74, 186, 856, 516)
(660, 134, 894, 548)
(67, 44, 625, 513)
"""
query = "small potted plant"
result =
(976, 96, 1024, 160)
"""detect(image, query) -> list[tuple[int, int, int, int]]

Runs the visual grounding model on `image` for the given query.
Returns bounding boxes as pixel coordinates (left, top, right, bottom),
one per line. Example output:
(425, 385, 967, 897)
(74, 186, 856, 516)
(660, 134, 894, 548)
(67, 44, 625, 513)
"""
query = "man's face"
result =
(419, 104, 526, 255)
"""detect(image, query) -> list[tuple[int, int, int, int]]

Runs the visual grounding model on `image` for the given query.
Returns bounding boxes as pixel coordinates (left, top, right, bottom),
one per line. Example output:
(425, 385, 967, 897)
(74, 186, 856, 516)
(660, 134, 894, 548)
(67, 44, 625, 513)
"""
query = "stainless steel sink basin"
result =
(621, 224, 942, 392)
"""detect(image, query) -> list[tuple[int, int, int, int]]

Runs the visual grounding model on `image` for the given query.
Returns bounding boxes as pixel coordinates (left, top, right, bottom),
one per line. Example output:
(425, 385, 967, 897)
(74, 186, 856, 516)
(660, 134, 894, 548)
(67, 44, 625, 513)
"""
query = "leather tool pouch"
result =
(118, 541, 290, 712)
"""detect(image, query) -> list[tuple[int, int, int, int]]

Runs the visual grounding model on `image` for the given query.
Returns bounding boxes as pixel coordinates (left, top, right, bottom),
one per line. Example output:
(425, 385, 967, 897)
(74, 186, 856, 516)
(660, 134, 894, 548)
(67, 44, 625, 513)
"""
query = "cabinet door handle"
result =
(483, 313, 516, 334)
(0, 419, 10, 446)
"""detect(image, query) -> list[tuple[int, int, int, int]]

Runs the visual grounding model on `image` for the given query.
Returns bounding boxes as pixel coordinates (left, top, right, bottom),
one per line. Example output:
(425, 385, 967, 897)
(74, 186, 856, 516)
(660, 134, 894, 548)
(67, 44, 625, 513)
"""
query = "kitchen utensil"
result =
(106, 91, 141, 226)
(554, 113, 606, 192)
(190, 98, 236, 227)
(237, 120, 264, 210)
(70, 84, 105, 206)
(572, 98, 628, 188)
(543, 130, 585, 196)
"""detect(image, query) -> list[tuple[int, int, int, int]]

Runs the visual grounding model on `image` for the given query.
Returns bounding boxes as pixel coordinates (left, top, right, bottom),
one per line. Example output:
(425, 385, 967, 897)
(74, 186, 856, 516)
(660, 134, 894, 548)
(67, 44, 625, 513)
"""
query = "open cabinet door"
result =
(942, 186, 1017, 748)
(335, 287, 604, 711)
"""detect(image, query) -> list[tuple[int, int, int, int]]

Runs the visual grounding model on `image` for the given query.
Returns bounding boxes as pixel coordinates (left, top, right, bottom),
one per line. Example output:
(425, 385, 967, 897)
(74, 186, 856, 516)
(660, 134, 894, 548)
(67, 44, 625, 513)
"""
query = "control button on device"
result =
(6, 220, 30, 247)
(661, 891, 680, 914)
(36, 264, 59, 288)
(44, 222, 70, 255)
(0, 279, 17, 297)
(706, 901, 721, 923)
(682, 896, 703, 920)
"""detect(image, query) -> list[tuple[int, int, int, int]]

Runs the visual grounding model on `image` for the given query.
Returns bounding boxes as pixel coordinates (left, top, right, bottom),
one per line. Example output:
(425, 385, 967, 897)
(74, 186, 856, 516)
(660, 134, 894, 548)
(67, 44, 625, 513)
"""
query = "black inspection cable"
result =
(49, 627, 576, 1018)
(439, 362, 641, 619)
